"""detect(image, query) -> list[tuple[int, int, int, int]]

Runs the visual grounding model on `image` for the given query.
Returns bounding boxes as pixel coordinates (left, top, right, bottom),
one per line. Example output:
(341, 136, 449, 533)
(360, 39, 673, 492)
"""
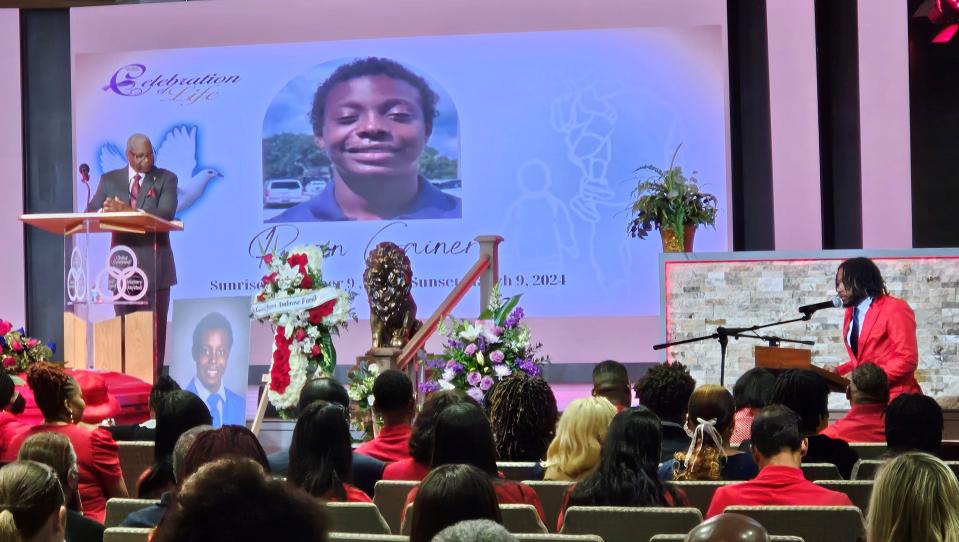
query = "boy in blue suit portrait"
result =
(186, 312, 245, 427)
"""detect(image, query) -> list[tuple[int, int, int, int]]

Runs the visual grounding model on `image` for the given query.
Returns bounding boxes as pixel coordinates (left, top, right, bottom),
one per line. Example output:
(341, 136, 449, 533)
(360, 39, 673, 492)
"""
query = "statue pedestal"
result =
(357, 347, 402, 373)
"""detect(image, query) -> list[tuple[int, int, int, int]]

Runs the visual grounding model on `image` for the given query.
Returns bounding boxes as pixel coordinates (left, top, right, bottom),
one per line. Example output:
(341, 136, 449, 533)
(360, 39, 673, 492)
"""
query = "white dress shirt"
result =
(846, 296, 873, 348)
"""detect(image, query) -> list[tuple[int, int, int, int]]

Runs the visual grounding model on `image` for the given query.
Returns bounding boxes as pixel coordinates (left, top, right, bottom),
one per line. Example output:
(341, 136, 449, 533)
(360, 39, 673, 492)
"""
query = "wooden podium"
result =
(754, 345, 849, 392)
(20, 212, 183, 383)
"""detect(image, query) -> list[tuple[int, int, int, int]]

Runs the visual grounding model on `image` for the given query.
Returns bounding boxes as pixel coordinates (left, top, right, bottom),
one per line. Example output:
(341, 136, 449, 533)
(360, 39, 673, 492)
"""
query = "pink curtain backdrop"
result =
(0, 9, 25, 326)
(858, 0, 913, 248)
(766, 0, 823, 250)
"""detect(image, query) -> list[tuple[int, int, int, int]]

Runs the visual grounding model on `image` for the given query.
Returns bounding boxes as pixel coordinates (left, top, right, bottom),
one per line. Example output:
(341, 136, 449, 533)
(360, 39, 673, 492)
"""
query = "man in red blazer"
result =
(832, 257, 921, 401)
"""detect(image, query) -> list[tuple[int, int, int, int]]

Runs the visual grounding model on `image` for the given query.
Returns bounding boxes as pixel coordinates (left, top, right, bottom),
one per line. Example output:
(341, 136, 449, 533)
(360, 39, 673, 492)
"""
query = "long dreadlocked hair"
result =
(486, 374, 558, 461)
(26, 362, 72, 421)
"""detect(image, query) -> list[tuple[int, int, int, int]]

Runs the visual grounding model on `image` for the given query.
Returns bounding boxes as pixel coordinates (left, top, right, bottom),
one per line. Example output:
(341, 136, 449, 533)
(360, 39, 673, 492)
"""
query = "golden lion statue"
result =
(363, 242, 419, 349)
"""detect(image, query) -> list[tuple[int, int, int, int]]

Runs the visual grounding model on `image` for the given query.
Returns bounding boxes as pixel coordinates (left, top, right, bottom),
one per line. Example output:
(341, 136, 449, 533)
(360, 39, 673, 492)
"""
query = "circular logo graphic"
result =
(66, 247, 88, 303)
(94, 246, 149, 303)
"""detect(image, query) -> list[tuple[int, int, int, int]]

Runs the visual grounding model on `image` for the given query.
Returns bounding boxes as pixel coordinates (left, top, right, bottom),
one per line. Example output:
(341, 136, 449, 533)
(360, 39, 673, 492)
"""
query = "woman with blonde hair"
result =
(0, 461, 67, 542)
(543, 396, 617, 481)
(867, 452, 959, 542)
(663, 385, 757, 481)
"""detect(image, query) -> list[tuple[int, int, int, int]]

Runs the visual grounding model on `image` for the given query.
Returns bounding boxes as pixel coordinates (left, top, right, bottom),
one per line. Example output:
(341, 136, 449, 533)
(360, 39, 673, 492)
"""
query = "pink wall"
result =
(71, 0, 726, 54)
(766, 1, 823, 250)
(0, 9, 25, 326)
(858, 0, 913, 248)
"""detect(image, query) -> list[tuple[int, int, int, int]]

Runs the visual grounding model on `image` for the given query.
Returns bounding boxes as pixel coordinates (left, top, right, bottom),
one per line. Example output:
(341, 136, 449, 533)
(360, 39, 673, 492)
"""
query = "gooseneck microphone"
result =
(798, 296, 842, 315)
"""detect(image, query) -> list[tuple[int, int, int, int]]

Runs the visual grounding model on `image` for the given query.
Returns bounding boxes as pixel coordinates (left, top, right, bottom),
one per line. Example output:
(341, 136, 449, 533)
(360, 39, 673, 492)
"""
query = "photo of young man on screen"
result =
(268, 57, 461, 222)
(183, 311, 246, 427)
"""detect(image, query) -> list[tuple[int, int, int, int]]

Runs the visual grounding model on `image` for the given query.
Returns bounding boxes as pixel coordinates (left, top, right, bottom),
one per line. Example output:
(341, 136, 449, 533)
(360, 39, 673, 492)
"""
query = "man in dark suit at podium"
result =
(86, 133, 178, 375)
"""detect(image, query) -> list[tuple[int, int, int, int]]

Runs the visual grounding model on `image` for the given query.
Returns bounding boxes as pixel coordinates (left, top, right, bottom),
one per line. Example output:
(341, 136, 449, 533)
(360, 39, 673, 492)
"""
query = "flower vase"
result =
(659, 224, 697, 252)
(349, 404, 374, 443)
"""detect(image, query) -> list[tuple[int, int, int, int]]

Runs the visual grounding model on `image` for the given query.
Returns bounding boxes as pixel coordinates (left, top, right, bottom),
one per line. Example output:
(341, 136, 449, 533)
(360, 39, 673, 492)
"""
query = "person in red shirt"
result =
(407, 464, 503, 542)
(356, 370, 415, 463)
(289, 401, 371, 502)
(558, 406, 688, 531)
(383, 389, 478, 481)
(821, 362, 887, 443)
(828, 258, 921, 401)
(4, 363, 128, 522)
(0, 372, 29, 458)
(591, 360, 632, 411)
(401, 402, 545, 529)
(706, 405, 853, 518)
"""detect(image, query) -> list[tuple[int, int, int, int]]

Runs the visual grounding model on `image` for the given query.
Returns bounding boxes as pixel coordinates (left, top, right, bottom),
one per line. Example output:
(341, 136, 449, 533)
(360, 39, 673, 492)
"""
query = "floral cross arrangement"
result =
(252, 244, 354, 417)
(0, 319, 55, 375)
(420, 285, 548, 403)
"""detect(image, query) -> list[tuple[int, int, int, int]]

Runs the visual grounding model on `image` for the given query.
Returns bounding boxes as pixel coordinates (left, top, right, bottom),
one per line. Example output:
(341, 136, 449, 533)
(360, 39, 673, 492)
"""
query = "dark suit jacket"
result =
(186, 379, 245, 427)
(86, 166, 178, 288)
(67, 509, 105, 542)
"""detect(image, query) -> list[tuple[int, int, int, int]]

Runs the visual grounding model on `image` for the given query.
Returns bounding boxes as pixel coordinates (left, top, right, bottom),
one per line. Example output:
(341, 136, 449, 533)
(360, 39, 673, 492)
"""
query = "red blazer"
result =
(836, 295, 921, 401)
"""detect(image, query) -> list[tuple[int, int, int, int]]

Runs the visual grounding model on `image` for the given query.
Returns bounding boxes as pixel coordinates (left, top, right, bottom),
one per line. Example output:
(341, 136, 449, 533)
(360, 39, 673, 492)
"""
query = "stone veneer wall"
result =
(663, 254, 959, 404)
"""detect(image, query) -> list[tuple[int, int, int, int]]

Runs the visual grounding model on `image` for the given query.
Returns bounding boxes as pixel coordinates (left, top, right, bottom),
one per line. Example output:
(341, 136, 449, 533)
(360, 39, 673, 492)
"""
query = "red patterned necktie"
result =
(130, 174, 141, 208)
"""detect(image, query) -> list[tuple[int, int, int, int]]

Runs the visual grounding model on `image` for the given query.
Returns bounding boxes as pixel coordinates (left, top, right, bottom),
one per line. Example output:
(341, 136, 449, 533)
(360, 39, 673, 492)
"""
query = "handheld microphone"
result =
(798, 296, 842, 315)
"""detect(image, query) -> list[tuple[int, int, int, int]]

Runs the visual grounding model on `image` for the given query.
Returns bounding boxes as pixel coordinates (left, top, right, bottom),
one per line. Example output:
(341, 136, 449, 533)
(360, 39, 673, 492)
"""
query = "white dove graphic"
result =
(96, 125, 222, 214)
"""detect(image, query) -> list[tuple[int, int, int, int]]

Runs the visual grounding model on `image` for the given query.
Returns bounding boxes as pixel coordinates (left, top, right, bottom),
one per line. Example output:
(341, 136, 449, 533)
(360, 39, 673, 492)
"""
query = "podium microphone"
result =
(798, 296, 842, 315)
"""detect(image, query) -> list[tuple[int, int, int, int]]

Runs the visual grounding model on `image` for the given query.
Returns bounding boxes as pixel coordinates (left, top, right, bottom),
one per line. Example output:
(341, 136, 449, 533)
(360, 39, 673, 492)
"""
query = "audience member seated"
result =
(730, 368, 775, 444)
(177, 425, 270, 483)
(383, 389, 477, 481)
(289, 401, 371, 502)
(634, 361, 696, 462)
(685, 513, 770, 542)
(74, 372, 121, 428)
(560, 406, 688, 531)
(4, 363, 127, 522)
(408, 464, 503, 542)
(771, 369, 858, 478)
(120, 425, 212, 528)
(107, 376, 180, 442)
(664, 385, 758, 481)
(266, 376, 385, 495)
(0, 461, 67, 542)
(591, 360, 632, 411)
(136, 390, 212, 498)
(866, 452, 959, 542)
(355, 369, 416, 463)
(17, 433, 104, 542)
(0, 372, 29, 459)
(433, 519, 518, 542)
(488, 374, 558, 464)
(884, 393, 944, 457)
(403, 402, 545, 523)
(543, 396, 617, 481)
(152, 457, 328, 542)
(821, 362, 888, 443)
(706, 405, 852, 517)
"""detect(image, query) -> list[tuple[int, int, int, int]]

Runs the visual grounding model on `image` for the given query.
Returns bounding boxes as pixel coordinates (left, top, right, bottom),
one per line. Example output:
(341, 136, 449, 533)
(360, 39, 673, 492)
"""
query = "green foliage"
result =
(262, 133, 331, 180)
(263, 134, 457, 183)
(419, 146, 458, 180)
(627, 144, 718, 244)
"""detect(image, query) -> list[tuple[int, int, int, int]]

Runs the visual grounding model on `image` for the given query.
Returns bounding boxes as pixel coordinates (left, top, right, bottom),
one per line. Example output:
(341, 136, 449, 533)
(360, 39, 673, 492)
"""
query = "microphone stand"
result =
(653, 312, 817, 386)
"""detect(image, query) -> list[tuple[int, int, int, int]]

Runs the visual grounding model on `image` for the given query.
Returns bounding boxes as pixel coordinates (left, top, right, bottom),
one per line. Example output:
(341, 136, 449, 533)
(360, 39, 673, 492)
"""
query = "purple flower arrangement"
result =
(419, 286, 548, 401)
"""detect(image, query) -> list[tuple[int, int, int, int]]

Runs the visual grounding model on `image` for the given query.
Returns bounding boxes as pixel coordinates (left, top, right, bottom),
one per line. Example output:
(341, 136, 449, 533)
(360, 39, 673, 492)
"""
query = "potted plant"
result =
(627, 144, 718, 252)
